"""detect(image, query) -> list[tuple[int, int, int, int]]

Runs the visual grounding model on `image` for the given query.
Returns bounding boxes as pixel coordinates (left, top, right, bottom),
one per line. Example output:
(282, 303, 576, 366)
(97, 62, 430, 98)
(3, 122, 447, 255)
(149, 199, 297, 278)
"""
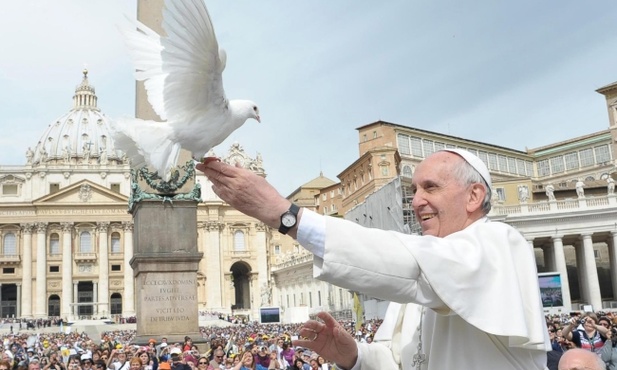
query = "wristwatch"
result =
(278, 203, 300, 235)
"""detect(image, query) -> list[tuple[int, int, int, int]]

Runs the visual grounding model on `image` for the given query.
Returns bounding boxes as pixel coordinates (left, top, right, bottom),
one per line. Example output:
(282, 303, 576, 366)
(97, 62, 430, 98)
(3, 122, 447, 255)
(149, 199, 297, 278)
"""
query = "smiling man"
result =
(198, 149, 550, 370)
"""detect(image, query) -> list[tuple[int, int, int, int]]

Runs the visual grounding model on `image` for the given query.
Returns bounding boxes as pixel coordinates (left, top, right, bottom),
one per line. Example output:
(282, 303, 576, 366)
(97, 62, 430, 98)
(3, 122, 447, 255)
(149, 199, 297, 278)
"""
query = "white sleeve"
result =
(348, 343, 399, 370)
(296, 209, 326, 259)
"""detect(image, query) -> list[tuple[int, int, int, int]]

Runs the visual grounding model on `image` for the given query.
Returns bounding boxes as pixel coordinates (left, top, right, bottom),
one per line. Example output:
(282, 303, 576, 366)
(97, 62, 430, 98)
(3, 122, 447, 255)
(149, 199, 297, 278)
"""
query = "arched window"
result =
(234, 231, 245, 251)
(110, 232, 121, 254)
(50, 233, 60, 255)
(3, 233, 16, 255)
(402, 165, 413, 178)
(80, 231, 92, 253)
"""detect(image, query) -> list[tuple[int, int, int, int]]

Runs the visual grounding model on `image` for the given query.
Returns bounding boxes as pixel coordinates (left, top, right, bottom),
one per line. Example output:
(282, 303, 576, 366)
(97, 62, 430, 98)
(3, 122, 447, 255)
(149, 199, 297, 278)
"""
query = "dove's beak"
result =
(256, 115, 261, 123)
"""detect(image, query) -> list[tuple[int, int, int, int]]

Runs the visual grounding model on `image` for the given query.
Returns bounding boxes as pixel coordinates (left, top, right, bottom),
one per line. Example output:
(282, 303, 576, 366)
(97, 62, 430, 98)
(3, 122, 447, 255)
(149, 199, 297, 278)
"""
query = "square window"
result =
(111, 264, 121, 272)
(49, 265, 60, 273)
(3, 268, 15, 274)
(2, 184, 18, 195)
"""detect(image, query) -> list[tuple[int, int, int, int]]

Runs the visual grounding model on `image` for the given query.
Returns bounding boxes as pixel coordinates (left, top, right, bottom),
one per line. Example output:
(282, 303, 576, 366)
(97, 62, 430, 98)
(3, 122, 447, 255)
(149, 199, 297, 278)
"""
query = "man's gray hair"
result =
(451, 159, 492, 215)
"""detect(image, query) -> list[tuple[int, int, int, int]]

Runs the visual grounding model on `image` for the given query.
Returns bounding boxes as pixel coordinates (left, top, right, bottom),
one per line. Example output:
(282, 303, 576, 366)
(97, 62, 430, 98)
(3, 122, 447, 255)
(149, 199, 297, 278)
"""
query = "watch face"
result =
(281, 212, 296, 227)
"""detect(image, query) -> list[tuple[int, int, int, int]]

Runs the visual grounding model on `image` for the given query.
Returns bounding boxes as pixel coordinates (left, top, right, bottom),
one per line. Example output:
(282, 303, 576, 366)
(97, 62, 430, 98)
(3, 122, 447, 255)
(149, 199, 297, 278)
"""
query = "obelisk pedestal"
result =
(130, 200, 203, 344)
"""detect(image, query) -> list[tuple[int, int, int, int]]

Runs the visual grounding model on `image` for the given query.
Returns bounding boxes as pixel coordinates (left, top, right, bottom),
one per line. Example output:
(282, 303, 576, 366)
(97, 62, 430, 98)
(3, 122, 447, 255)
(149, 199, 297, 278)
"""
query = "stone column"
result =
(93, 281, 99, 316)
(609, 231, 617, 300)
(205, 221, 223, 309)
(20, 224, 33, 318)
(35, 222, 47, 317)
(60, 222, 73, 320)
(122, 222, 136, 317)
(97, 222, 110, 316)
(551, 236, 572, 310)
(16, 283, 21, 318)
(73, 282, 78, 318)
(544, 245, 555, 272)
(581, 233, 602, 310)
(255, 223, 269, 312)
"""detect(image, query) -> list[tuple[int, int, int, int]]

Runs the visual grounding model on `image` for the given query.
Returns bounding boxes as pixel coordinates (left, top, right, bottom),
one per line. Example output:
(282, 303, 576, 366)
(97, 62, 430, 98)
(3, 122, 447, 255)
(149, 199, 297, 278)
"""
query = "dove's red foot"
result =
(202, 157, 221, 165)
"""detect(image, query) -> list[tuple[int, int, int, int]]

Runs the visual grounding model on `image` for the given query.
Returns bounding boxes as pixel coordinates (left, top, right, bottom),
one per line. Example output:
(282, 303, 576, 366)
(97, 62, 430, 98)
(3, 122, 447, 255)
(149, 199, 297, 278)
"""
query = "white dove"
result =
(112, 0, 260, 179)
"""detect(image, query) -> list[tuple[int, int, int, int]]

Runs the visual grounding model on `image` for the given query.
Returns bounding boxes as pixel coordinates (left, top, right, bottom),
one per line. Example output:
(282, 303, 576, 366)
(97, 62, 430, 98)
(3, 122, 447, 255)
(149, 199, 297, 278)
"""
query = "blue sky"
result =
(1, 1, 616, 196)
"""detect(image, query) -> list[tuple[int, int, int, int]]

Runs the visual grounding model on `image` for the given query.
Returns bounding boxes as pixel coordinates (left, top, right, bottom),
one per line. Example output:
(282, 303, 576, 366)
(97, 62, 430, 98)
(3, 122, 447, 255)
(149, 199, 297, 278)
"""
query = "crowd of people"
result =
(2, 310, 617, 370)
(546, 311, 617, 369)
(0, 317, 383, 370)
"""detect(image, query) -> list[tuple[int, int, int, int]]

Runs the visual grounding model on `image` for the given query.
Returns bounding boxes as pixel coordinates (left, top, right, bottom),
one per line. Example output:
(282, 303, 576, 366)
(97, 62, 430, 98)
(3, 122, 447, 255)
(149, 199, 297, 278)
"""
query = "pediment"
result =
(33, 179, 128, 205)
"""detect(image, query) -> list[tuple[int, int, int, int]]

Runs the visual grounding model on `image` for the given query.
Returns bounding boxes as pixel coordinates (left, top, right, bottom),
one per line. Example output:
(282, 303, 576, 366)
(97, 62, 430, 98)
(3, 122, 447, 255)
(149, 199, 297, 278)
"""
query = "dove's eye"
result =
(253, 106, 257, 111)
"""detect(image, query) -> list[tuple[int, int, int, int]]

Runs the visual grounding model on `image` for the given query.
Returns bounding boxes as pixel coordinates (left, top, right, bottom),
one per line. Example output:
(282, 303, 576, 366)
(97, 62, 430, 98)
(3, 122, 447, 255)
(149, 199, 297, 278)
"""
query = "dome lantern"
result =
(73, 69, 99, 111)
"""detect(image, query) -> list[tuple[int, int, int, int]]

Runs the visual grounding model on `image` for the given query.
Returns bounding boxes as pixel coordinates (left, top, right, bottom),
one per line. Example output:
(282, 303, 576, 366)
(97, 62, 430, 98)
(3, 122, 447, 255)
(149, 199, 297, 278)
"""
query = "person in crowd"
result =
(549, 324, 564, 353)
(558, 348, 606, 370)
(81, 355, 94, 370)
(562, 313, 608, 352)
(232, 352, 254, 370)
(266, 352, 280, 370)
(279, 343, 293, 370)
(68, 356, 82, 370)
(128, 359, 142, 370)
(600, 329, 617, 370)
(182, 339, 192, 353)
(0, 359, 9, 370)
(208, 350, 224, 370)
(106, 349, 129, 370)
(316, 357, 327, 370)
(253, 347, 269, 370)
(28, 360, 41, 370)
(197, 148, 550, 369)
(137, 350, 157, 370)
(196, 357, 208, 370)
(289, 359, 304, 370)
(223, 358, 234, 370)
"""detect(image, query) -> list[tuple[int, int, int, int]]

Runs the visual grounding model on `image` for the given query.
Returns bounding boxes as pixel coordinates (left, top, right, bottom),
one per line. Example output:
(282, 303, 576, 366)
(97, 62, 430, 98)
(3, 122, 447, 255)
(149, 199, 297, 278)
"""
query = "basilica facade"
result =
(0, 72, 280, 321)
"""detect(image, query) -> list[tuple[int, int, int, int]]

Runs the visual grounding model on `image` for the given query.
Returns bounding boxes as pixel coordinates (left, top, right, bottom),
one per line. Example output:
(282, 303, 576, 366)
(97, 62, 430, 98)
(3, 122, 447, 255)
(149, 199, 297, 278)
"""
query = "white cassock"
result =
(297, 210, 551, 370)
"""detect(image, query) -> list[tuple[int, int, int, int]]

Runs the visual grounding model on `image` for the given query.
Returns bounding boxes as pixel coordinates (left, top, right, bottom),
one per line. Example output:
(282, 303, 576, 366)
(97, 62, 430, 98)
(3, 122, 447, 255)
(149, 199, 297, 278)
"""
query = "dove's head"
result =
(232, 100, 261, 123)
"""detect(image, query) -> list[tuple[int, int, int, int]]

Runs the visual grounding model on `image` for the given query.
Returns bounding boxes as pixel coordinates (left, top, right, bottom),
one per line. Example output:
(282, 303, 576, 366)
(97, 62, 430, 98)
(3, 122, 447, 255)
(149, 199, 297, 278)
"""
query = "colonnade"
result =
(534, 231, 617, 311)
(16, 221, 136, 319)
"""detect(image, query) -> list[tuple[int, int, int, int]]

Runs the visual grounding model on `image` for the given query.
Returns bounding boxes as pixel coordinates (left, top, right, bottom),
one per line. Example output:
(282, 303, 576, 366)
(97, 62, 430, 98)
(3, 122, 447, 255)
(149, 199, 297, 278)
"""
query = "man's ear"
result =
(466, 183, 486, 213)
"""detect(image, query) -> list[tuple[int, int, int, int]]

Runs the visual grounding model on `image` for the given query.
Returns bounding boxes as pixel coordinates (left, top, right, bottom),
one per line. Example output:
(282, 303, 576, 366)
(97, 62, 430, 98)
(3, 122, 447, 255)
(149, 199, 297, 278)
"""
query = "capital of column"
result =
(122, 221, 134, 232)
(96, 222, 110, 233)
(60, 222, 73, 233)
(20, 223, 34, 234)
(205, 221, 224, 232)
(580, 233, 593, 241)
(35, 222, 47, 234)
(255, 222, 267, 232)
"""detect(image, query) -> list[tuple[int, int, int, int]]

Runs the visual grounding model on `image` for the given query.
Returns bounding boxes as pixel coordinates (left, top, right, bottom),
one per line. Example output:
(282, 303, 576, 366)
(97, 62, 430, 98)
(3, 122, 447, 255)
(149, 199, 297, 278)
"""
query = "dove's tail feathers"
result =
(110, 118, 178, 180)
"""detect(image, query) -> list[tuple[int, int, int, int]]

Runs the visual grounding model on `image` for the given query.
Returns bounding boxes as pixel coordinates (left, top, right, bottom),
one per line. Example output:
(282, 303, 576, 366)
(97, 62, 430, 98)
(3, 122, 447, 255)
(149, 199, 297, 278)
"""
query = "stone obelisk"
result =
(131, 0, 203, 344)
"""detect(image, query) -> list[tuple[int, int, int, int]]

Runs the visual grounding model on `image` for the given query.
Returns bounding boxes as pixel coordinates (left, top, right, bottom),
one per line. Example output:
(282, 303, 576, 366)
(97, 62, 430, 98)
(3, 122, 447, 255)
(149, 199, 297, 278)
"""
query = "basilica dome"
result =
(27, 70, 125, 167)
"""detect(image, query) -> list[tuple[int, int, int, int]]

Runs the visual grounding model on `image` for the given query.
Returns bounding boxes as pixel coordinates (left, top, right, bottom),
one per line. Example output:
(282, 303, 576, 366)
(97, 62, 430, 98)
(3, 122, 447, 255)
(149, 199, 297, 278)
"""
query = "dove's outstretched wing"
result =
(120, 0, 227, 122)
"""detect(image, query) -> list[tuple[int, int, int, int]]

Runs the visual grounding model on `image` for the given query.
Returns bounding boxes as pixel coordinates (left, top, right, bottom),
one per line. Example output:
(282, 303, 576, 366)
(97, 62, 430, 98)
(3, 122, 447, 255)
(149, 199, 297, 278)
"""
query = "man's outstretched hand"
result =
(294, 312, 359, 370)
(196, 160, 292, 231)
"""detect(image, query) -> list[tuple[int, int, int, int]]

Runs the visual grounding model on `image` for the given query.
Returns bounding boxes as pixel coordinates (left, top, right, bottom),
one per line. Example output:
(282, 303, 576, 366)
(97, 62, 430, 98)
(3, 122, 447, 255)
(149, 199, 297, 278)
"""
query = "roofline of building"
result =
(355, 120, 528, 155)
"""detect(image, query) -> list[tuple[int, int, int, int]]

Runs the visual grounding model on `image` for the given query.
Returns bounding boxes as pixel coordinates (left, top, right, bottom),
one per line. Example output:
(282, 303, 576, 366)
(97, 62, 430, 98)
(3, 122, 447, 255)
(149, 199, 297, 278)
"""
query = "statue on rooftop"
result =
(546, 184, 556, 201)
(576, 180, 585, 198)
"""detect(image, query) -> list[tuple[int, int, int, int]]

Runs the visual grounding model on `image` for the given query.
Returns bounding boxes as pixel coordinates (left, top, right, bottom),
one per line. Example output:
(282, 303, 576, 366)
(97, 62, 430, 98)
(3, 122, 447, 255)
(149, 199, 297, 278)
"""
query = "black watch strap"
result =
(278, 203, 300, 235)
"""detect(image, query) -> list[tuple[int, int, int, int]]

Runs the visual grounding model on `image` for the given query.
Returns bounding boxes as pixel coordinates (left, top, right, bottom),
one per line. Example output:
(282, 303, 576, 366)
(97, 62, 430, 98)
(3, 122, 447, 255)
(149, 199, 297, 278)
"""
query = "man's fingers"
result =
(317, 311, 338, 328)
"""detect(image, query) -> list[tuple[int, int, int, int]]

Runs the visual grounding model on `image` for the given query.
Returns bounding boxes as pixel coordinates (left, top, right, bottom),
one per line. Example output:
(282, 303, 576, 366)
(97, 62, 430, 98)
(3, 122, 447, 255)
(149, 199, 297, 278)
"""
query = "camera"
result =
(579, 318, 587, 325)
